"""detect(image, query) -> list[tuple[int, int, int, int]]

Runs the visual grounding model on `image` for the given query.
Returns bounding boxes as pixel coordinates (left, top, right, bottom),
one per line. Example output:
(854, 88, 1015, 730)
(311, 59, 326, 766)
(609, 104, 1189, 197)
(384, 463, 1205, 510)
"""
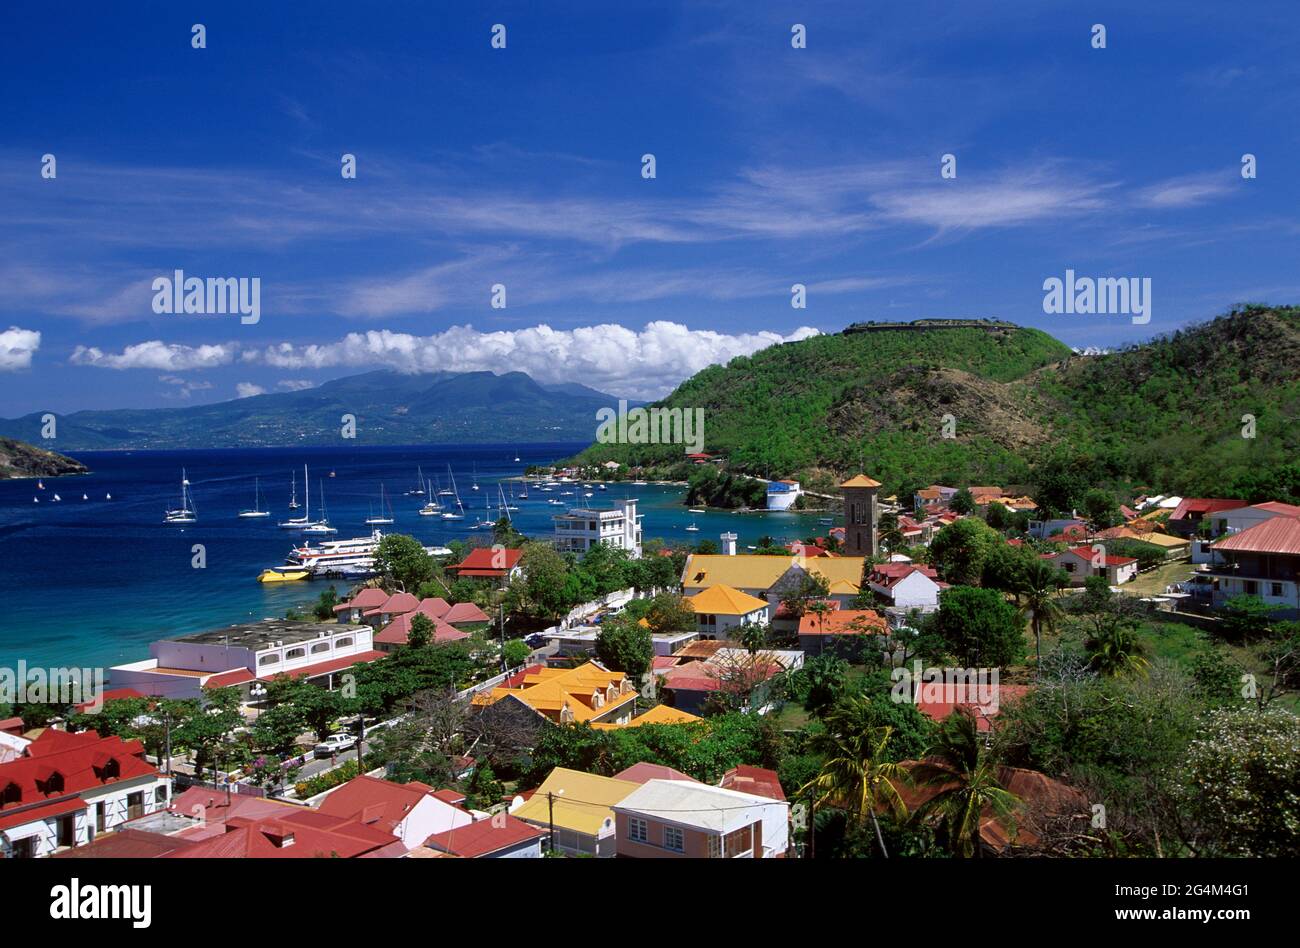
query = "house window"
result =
(285, 647, 306, 660)
(664, 825, 684, 852)
(628, 818, 648, 842)
(335, 637, 353, 648)
(126, 792, 144, 820)
(258, 653, 280, 666)
(1271, 583, 1284, 598)
(154, 785, 168, 805)
(1244, 581, 1259, 596)
(1, 781, 20, 806)
(95, 801, 105, 832)
(707, 834, 721, 858)
(311, 642, 331, 654)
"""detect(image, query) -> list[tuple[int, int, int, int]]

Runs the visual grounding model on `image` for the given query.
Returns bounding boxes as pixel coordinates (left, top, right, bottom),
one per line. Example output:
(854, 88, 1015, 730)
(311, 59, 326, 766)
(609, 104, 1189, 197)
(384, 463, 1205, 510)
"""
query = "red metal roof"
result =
(1212, 515, 1300, 556)
(363, 591, 420, 617)
(424, 814, 545, 858)
(0, 794, 87, 830)
(1064, 545, 1137, 566)
(449, 547, 523, 574)
(204, 668, 255, 688)
(0, 730, 157, 821)
(333, 587, 389, 612)
(74, 688, 144, 712)
(720, 765, 786, 801)
(1169, 497, 1247, 521)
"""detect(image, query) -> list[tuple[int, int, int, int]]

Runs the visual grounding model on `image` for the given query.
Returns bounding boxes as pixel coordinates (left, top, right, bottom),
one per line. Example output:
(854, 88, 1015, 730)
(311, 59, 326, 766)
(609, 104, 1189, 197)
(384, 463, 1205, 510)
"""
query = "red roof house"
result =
(423, 814, 545, 858)
(448, 547, 524, 580)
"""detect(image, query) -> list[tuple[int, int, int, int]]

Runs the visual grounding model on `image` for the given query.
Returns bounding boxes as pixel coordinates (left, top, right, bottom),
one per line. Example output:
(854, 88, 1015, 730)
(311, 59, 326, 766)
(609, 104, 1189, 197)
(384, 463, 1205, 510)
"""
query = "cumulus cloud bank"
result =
(253, 321, 820, 399)
(0, 326, 41, 370)
(70, 340, 238, 371)
(67, 322, 818, 399)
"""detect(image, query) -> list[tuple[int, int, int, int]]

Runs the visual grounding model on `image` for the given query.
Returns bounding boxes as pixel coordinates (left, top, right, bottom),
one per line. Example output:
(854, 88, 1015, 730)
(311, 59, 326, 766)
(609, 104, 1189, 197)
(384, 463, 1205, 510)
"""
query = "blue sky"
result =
(3, 0, 1299, 415)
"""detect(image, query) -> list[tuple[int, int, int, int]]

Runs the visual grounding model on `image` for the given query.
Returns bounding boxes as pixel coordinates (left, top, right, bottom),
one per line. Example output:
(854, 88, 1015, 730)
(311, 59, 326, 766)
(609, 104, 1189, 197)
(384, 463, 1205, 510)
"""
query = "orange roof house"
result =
(471, 661, 638, 726)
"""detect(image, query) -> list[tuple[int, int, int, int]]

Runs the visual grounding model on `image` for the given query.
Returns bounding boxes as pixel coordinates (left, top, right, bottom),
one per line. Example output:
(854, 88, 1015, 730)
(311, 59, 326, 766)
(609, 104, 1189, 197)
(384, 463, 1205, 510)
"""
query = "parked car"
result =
(313, 733, 357, 758)
(525, 632, 547, 648)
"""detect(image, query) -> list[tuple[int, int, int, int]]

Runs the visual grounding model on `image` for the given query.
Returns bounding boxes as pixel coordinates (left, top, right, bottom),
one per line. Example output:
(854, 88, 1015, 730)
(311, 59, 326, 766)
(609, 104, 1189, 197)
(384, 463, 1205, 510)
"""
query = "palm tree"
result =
(1084, 614, 1150, 677)
(1017, 559, 1066, 672)
(799, 697, 909, 857)
(912, 708, 1020, 858)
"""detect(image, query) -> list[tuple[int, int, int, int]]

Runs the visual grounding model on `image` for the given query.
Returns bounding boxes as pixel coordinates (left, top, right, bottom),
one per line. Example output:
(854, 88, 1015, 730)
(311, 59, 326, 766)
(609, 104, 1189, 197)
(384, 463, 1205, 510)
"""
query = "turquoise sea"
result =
(0, 443, 829, 673)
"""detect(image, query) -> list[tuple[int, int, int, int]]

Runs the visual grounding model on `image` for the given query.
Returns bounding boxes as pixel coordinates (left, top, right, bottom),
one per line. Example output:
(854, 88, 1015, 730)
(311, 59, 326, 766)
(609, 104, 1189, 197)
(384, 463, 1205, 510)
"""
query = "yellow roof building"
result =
(471, 661, 637, 725)
(680, 554, 867, 597)
(685, 584, 771, 616)
(592, 704, 703, 729)
(512, 767, 641, 837)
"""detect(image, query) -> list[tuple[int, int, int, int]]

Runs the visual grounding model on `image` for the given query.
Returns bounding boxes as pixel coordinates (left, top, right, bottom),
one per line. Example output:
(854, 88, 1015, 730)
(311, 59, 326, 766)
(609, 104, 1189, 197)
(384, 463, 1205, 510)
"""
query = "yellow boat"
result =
(257, 568, 310, 583)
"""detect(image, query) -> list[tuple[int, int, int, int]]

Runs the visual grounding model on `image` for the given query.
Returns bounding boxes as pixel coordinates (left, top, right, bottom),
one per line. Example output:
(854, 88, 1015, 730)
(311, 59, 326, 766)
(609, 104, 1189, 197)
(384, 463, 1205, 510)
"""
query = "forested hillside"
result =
(571, 306, 1300, 506)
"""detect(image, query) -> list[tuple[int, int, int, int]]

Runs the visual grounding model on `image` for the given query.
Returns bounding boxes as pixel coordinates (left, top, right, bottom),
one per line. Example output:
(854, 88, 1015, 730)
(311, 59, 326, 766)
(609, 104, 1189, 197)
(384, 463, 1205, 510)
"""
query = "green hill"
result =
(571, 307, 1300, 506)
(0, 437, 89, 479)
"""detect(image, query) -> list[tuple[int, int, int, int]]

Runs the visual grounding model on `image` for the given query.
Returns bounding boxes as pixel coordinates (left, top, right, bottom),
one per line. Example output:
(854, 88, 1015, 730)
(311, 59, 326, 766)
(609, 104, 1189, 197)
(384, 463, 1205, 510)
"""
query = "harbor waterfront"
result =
(0, 443, 830, 672)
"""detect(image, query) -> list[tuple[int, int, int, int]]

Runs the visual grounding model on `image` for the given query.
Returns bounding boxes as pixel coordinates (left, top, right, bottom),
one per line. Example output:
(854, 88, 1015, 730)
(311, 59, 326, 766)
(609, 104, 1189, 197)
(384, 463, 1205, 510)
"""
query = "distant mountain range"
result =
(0, 371, 633, 450)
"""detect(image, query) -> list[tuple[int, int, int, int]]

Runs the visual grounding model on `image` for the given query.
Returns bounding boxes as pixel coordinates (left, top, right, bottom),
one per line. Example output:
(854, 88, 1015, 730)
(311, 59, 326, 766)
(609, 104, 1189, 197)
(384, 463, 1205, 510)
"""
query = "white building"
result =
(766, 480, 802, 511)
(683, 585, 771, 639)
(553, 498, 642, 558)
(612, 779, 790, 858)
(110, 619, 378, 701)
(1208, 502, 1300, 538)
(0, 729, 170, 858)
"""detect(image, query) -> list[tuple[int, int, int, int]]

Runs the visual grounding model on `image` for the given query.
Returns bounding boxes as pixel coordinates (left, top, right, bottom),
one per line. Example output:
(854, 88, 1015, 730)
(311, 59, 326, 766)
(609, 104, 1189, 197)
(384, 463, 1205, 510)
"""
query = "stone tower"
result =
(840, 474, 881, 557)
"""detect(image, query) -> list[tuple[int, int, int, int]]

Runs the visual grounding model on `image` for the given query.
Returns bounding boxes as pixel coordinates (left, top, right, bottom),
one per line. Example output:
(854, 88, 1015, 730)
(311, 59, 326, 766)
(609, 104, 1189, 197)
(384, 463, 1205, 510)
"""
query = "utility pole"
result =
(499, 604, 506, 672)
(547, 791, 556, 854)
(355, 712, 365, 772)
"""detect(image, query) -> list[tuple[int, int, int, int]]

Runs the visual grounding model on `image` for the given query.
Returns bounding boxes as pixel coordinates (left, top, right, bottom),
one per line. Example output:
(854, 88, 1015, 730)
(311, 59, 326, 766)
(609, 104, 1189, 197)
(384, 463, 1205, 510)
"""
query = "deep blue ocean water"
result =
(0, 443, 828, 673)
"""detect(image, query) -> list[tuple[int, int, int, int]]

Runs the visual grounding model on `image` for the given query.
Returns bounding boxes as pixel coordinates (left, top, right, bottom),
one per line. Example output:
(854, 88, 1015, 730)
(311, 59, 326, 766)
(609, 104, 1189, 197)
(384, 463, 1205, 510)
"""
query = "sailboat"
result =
(440, 466, 465, 520)
(164, 469, 197, 524)
(288, 469, 301, 509)
(279, 465, 313, 528)
(503, 481, 519, 511)
(52, 493, 61, 502)
(471, 462, 480, 491)
(303, 481, 338, 534)
(472, 494, 495, 529)
(364, 484, 395, 525)
(239, 477, 271, 518)
(82, 494, 88, 501)
(498, 484, 515, 523)
(406, 465, 426, 496)
(513, 450, 521, 462)
(685, 521, 700, 533)
(37, 480, 44, 490)
(418, 477, 441, 516)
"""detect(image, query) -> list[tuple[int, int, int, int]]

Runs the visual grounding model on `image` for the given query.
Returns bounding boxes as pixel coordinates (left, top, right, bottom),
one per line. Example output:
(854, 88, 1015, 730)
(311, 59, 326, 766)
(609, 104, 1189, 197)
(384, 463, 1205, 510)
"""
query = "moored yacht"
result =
(164, 469, 197, 524)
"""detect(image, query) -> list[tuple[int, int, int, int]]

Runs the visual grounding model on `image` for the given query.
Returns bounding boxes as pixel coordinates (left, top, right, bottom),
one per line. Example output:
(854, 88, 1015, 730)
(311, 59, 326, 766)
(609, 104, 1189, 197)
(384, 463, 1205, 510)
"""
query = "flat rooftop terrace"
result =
(168, 619, 362, 650)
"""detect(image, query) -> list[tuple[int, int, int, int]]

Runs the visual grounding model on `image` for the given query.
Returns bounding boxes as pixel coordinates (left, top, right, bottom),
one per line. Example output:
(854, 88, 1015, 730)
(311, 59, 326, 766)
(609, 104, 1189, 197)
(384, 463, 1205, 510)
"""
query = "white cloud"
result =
(254, 321, 820, 399)
(236, 382, 267, 398)
(1136, 172, 1236, 209)
(276, 379, 315, 391)
(69, 341, 238, 371)
(0, 326, 40, 370)
(158, 375, 214, 399)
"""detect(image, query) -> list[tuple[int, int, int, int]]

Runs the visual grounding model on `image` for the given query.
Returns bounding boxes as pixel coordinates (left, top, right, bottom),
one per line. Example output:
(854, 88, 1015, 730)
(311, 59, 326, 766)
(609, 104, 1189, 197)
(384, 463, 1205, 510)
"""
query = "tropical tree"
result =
(911, 707, 1019, 858)
(739, 622, 767, 655)
(799, 699, 910, 857)
(1017, 559, 1067, 670)
(1083, 614, 1150, 678)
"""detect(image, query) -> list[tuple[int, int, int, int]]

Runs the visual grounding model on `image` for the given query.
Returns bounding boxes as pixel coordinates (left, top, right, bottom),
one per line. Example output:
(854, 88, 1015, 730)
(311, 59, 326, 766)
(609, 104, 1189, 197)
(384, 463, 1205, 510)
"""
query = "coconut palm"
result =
(799, 698, 909, 857)
(1017, 559, 1067, 672)
(911, 707, 1019, 858)
(1084, 614, 1150, 677)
